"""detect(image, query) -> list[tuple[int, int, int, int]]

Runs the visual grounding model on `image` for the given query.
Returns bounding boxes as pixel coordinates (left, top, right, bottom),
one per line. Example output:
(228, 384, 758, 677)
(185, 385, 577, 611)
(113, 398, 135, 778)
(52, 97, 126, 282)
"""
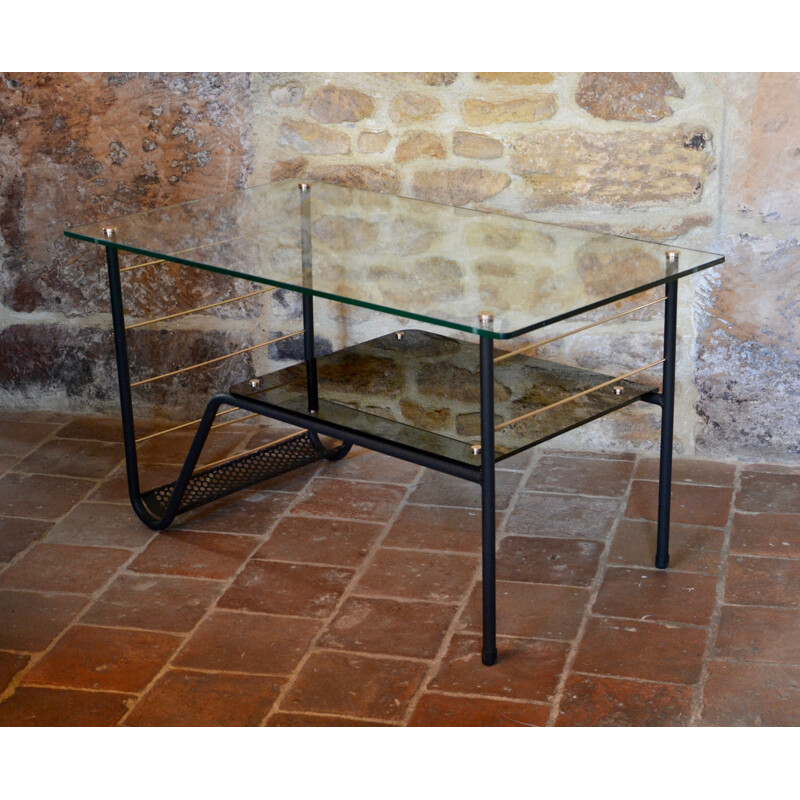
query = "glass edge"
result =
(63, 232, 724, 341)
(500, 255, 725, 340)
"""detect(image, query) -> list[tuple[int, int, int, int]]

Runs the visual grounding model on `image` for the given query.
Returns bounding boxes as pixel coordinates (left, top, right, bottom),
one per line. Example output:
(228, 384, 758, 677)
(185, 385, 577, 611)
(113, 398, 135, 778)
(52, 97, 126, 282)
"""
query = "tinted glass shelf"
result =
(230, 329, 655, 465)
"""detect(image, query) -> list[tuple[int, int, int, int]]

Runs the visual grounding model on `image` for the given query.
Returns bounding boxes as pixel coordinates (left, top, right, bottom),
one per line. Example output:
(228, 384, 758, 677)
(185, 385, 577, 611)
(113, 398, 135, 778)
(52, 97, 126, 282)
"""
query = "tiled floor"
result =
(2, 408, 800, 726)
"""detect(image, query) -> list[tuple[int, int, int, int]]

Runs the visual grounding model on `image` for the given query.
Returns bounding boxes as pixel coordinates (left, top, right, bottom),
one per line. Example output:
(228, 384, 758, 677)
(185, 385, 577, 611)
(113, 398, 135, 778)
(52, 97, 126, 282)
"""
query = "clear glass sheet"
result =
(230, 330, 655, 464)
(66, 179, 723, 339)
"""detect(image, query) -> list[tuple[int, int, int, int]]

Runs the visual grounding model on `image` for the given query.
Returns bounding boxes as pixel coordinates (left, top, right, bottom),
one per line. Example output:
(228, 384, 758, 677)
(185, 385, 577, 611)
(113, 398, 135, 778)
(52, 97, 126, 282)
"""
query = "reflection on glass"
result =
(66, 180, 723, 340)
(231, 330, 655, 465)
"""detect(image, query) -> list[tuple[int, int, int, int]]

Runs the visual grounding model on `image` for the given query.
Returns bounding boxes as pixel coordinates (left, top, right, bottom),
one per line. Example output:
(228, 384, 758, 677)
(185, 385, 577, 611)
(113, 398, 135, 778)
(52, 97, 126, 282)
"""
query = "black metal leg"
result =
(299, 182, 319, 413)
(480, 335, 498, 666)
(655, 279, 678, 569)
(105, 243, 346, 530)
(303, 294, 319, 412)
(105, 245, 150, 522)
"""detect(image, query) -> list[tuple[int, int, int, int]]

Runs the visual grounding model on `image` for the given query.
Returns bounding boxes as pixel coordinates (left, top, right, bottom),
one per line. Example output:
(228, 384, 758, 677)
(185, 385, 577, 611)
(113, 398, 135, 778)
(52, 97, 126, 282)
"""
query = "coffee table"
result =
(65, 180, 724, 665)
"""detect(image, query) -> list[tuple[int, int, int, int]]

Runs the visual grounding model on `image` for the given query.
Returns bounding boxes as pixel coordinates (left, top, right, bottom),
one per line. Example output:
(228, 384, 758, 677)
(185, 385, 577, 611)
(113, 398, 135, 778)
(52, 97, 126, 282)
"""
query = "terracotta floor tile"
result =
(496, 536, 603, 586)
(429, 633, 569, 703)
(266, 712, 388, 726)
(45, 503, 155, 550)
(0, 455, 19, 476)
(526, 454, 634, 497)
(324, 449, 421, 485)
(250, 461, 320, 494)
(281, 651, 427, 721)
(173, 610, 320, 675)
(383, 505, 483, 553)
(0, 517, 52, 563)
(0, 420, 60, 457)
(730, 512, 800, 558)
(505, 492, 621, 541)
(13, 438, 123, 479)
(56, 416, 124, 442)
(409, 693, 549, 727)
(292, 477, 408, 522)
(609, 519, 724, 574)
(128, 530, 258, 580)
(255, 516, 383, 567)
(0, 473, 95, 520)
(0, 687, 132, 726)
(134, 429, 251, 467)
(408, 469, 520, 510)
(574, 616, 707, 685)
(125, 669, 284, 726)
(319, 596, 457, 659)
(700, 661, 800, 726)
(0, 543, 131, 594)
(625, 480, 733, 528)
(633, 458, 737, 486)
(219, 560, 353, 617)
(354, 548, 478, 602)
(174, 489, 294, 535)
(460, 581, 589, 641)
(556, 674, 694, 726)
(725, 556, 800, 607)
(736, 469, 800, 513)
(23, 625, 181, 692)
(88, 463, 179, 504)
(0, 651, 29, 693)
(593, 566, 718, 626)
(714, 605, 800, 664)
(81, 573, 224, 632)
(0, 590, 89, 651)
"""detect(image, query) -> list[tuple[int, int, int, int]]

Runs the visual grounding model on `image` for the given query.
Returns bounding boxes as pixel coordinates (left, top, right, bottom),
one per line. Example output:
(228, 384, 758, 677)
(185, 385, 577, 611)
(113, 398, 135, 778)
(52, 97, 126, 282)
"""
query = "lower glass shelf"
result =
(230, 329, 656, 466)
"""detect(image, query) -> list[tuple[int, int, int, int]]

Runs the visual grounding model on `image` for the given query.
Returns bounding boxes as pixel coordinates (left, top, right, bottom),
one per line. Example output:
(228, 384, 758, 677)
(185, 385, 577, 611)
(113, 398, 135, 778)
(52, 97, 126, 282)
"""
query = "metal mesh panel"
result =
(141, 431, 324, 517)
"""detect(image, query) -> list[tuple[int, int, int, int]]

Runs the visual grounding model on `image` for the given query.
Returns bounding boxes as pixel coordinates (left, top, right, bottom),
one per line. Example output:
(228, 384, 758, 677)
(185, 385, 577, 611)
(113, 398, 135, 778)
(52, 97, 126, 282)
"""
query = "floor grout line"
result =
(399, 447, 539, 725)
(5, 413, 800, 725)
(544, 451, 639, 727)
(258, 457, 428, 726)
(688, 459, 740, 726)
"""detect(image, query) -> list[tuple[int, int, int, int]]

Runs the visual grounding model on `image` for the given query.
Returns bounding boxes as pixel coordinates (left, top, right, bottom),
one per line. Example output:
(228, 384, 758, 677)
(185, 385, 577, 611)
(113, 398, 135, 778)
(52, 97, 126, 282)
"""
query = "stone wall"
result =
(1, 72, 797, 462)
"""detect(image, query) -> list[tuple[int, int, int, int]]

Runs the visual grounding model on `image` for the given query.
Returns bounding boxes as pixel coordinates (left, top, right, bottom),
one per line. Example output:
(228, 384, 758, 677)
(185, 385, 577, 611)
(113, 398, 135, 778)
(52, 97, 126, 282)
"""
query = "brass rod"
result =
(192, 430, 307, 474)
(118, 234, 251, 272)
(209, 412, 260, 430)
(124, 288, 274, 330)
(130, 330, 303, 388)
(495, 358, 666, 431)
(135, 407, 240, 443)
(134, 409, 263, 445)
(494, 296, 667, 364)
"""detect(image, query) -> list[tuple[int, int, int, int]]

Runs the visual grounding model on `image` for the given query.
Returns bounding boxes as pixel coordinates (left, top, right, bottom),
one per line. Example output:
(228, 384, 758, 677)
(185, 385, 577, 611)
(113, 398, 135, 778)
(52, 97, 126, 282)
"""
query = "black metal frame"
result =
(101, 186, 679, 667)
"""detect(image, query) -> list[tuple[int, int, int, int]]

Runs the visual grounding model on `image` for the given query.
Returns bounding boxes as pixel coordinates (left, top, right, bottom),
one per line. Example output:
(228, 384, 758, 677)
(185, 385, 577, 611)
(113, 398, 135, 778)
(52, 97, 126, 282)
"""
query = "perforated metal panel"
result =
(141, 431, 324, 517)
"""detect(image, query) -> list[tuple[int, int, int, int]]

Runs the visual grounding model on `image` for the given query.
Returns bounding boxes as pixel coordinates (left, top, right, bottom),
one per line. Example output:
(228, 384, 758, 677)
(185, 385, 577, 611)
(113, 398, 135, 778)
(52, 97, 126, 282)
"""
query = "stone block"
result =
(453, 131, 503, 160)
(389, 92, 441, 123)
(308, 85, 375, 123)
(694, 235, 800, 460)
(305, 164, 400, 194)
(462, 96, 557, 126)
(576, 73, 684, 121)
(279, 120, 350, 155)
(358, 131, 391, 154)
(726, 72, 800, 225)
(412, 168, 510, 206)
(474, 73, 553, 85)
(395, 131, 446, 163)
(0, 72, 252, 317)
(511, 128, 715, 209)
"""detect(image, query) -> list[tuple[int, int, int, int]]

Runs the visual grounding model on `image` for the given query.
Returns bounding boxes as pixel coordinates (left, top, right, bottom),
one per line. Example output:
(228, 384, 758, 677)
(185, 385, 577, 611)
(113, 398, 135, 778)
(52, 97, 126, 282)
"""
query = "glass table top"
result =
(65, 179, 724, 340)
